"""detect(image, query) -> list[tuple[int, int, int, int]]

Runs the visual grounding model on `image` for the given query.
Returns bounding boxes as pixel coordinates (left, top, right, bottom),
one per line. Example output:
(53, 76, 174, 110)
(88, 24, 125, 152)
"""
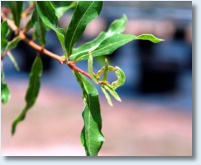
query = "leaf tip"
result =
(116, 97, 122, 102)
(109, 102, 113, 106)
(122, 14, 127, 20)
(11, 123, 16, 135)
(136, 34, 165, 43)
(98, 135, 105, 142)
(160, 38, 165, 42)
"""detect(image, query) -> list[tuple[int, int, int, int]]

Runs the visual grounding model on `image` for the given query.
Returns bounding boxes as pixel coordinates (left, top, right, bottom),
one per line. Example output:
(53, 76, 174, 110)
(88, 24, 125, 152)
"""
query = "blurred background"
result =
(1, 1, 192, 156)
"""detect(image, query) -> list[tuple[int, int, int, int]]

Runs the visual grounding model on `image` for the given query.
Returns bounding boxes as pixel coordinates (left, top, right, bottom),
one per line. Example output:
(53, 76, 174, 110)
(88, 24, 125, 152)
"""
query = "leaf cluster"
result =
(1, 1, 164, 156)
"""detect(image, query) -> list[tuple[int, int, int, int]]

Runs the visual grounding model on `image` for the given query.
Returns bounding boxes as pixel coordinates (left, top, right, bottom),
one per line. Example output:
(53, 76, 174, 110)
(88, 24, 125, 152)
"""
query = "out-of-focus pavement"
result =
(1, 81, 192, 156)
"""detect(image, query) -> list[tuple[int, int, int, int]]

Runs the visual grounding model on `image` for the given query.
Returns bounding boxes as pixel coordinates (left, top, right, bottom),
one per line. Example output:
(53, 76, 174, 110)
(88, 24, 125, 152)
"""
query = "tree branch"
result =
(19, 32, 65, 64)
(1, 12, 91, 79)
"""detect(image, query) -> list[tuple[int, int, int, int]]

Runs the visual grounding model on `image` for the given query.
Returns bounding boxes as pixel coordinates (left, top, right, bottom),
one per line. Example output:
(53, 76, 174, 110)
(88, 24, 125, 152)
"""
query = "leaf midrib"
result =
(82, 80, 92, 155)
(68, 2, 94, 55)
(26, 59, 41, 106)
(76, 37, 134, 61)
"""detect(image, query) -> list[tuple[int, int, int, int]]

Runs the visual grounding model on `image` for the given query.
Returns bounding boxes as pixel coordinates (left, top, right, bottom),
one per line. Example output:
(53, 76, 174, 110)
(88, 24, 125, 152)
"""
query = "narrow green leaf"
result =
(36, 2, 58, 30)
(102, 59, 109, 82)
(24, 19, 34, 32)
(1, 71, 11, 105)
(36, 2, 65, 52)
(1, 82, 11, 105)
(88, 51, 98, 83)
(107, 14, 127, 35)
(71, 14, 127, 57)
(7, 51, 20, 71)
(101, 87, 113, 106)
(51, 1, 77, 19)
(71, 34, 136, 61)
(31, 7, 46, 46)
(12, 56, 43, 135)
(1, 21, 10, 50)
(5, 36, 21, 52)
(55, 27, 66, 53)
(103, 84, 121, 102)
(74, 71, 104, 156)
(112, 66, 126, 90)
(65, 1, 103, 56)
(8, 1, 23, 27)
(136, 34, 164, 43)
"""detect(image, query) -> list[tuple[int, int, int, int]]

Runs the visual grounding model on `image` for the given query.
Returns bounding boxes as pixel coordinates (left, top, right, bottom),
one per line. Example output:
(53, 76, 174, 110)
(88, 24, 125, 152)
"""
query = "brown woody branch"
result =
(1, 12, 91, 79)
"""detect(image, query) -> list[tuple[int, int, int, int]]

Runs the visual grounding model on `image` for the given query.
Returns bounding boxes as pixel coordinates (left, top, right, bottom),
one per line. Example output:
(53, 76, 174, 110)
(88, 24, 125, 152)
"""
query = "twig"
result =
(19, 32, 65, 64)
(1, 12, 91, 79)
(68, 61, 91, 78)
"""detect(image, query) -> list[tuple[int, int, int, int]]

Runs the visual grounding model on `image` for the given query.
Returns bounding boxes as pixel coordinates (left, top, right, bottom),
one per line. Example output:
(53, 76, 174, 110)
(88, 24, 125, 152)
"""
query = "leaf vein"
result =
(68, 2, 94, 55)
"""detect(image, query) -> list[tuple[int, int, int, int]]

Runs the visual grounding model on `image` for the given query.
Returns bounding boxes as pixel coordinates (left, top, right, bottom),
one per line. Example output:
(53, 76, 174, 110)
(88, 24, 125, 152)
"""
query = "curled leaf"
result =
(111, 66, 126, 90)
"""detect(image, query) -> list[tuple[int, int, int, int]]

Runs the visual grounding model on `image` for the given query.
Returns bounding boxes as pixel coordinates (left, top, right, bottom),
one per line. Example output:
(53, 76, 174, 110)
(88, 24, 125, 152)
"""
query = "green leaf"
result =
(88, 51, 98, 84)
(71, 34, 136, 61)
(74, 71, 104, 156)
(51, 1, 77, 19)
(112, 66, 126, 90)
(36, 2, 58, 30)
(135, 34, 164, 43)
(5, 36, 21, 52)
(8, 1, 23, 27)
(1, 21, 10, 50)
(31, 7, 46, 46)
(36, 2, 65, 53)
(101, 86, 113, 106)
(1, 82, 11, 105)
(103, 84, 121, 102)
(107, 14, 127, 34)
(7, 51, 20, 71)
(102, 59, 109, 82)
(71, 14, 127, 58)
(12, 56, 43, 135)
(65, 1, 103, 56)
(1, 72, 11, 105)
(24, 19, 34, 32)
